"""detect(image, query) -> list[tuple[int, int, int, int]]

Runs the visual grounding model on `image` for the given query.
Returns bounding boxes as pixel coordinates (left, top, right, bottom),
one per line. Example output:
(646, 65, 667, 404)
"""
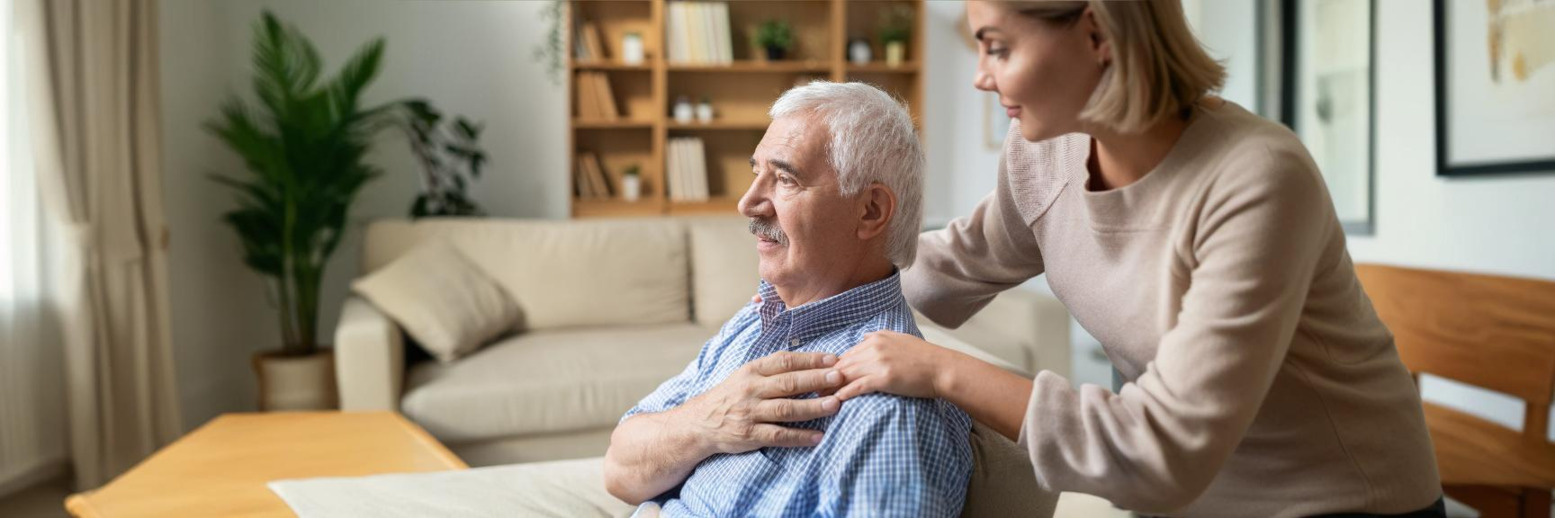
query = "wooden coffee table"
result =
(64, 411, 467, 517)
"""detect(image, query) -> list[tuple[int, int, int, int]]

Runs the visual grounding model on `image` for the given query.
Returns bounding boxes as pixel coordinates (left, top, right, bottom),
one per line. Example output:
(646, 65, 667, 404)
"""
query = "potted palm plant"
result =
(206, 11, 409, 410)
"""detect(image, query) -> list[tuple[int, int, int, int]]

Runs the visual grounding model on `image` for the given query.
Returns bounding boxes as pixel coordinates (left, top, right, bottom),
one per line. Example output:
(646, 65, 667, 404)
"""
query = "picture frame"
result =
(1279, 0, 1377, 235)
(1434, 0, 1555, 177)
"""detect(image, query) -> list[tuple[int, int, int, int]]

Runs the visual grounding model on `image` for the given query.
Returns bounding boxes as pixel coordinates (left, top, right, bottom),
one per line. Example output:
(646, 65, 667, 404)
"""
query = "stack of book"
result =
(573, 21, 608, 62)
(666, 137, 710, 201)
(574, 152, 617, 199)
(574, 72, 619, 120)
(666, 2, 733, 64)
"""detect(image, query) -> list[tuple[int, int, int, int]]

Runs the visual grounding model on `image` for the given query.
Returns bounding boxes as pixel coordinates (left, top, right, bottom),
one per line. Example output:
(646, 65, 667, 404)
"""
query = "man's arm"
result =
(604, 351, 847, 504)
(815, 395, 973, 517)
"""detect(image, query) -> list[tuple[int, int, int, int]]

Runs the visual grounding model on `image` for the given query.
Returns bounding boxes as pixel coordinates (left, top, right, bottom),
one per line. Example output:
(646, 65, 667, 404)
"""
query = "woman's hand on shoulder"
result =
(835, 330, 951, 401)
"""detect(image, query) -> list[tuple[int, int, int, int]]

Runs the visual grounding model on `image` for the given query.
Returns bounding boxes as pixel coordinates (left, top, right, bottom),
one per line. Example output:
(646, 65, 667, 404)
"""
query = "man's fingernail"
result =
(822, 354, 837, 366)
(821, 397, 839, 412)
(825, 371, 841, 384)
(812, 433, 824, 444)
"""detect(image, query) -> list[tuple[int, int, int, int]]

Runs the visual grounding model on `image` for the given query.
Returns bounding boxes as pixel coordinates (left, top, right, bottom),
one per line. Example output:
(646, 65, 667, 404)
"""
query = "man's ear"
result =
(856, 182, 896, 241)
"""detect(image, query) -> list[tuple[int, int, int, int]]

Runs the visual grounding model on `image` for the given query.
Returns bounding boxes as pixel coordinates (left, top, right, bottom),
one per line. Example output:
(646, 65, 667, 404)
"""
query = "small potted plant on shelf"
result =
(879, 4, 914, 67)
(621, 165, 642, 202)
(755, 19, 794, 61)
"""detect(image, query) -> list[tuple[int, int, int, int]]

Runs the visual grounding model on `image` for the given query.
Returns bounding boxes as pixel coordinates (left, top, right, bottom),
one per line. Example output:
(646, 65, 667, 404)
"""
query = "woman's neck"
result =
(1085, 110, 1192, 192)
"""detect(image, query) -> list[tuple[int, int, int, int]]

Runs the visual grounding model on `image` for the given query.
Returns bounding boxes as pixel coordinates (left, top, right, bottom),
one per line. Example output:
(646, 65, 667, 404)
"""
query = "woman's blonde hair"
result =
(1006, 0, 1225, 134)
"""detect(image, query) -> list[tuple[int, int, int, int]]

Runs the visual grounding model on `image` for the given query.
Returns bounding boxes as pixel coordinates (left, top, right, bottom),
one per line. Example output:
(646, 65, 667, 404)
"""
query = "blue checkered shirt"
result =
(622, 272, 972, 517)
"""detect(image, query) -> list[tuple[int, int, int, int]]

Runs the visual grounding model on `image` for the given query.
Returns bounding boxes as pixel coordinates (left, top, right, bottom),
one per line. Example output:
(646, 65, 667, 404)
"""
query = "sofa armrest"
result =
(940, 288, 1072, 379)
(335, 296, 405, 411)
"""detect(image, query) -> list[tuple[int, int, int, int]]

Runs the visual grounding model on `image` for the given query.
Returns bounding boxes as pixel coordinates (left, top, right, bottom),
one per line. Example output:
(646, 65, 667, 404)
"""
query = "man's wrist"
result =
(663, 401, 718, 460)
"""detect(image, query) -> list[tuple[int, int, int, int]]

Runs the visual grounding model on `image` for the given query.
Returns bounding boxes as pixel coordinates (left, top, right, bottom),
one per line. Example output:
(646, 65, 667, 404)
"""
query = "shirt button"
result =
(790, 339, 800, 347)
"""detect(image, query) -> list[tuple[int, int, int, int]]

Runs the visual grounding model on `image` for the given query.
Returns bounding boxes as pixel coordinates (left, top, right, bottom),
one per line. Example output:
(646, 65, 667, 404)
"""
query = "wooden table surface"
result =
(65, 411, 468, 517)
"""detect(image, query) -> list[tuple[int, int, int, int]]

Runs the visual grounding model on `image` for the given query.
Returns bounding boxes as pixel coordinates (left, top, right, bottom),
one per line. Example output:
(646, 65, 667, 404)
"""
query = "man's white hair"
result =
(768, 81, 923, 269)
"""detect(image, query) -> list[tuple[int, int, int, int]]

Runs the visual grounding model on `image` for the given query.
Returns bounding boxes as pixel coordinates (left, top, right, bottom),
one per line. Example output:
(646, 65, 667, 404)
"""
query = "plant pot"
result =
(885, 41, 906, 67)
(252, 349, 338, 411)
(621, 175, 642, 201)
(765, 46, 787, 61)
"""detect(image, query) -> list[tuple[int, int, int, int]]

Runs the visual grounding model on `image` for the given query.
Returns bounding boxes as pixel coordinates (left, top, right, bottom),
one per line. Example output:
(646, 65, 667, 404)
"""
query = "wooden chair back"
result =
(1356, 263, 1555, 517)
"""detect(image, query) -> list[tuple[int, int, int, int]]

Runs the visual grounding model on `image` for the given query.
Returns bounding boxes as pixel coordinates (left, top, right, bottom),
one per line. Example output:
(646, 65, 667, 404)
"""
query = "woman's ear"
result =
(856, 182, 897, 241)
(1082, 7, 1112, 67)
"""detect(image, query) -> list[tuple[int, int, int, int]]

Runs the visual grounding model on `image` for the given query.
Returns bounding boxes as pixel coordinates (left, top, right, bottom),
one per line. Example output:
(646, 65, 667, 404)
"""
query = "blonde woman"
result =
(829, 1, 1446, 516)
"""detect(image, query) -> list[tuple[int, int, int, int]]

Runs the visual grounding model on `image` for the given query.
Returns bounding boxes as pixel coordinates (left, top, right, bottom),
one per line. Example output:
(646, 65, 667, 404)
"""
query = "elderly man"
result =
(602, 82, 972, 517)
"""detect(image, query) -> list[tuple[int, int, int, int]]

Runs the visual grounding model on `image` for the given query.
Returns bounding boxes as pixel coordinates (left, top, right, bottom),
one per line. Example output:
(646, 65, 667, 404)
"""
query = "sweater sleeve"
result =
(903, 154, 1046, 329)
(1017, 145, 1335, 513)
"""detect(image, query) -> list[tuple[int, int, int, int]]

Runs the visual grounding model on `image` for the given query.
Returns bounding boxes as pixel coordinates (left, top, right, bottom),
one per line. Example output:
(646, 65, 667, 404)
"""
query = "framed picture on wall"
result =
(1435, 0, 1555, 176)
(1280, 0, 1376, 235)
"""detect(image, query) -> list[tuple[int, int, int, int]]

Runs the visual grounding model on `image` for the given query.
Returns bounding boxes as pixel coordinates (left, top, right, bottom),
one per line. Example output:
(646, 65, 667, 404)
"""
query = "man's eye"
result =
(778, 174, 797, 186)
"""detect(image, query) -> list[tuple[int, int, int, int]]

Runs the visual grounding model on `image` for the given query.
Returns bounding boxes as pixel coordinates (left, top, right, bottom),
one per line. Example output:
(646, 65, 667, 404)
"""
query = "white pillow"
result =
(351, 240, 519, 363)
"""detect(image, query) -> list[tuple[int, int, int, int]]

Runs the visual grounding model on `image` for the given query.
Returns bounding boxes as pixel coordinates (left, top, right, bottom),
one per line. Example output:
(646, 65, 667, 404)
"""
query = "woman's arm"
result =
(835, 331, 1032, 440)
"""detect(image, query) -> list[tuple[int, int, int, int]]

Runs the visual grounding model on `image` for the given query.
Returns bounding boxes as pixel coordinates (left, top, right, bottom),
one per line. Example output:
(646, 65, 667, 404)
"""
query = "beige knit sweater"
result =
(905, 101, 1441, 517)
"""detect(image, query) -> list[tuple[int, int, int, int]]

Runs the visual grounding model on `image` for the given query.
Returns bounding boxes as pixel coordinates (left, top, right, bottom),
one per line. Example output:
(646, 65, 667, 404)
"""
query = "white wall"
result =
(159, 0, 566, 428)
(1354, 0, 1555, 437)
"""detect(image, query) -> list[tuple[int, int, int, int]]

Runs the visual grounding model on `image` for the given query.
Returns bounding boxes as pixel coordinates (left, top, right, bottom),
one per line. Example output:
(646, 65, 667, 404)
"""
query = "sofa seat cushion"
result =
(402, 323, 712, 443)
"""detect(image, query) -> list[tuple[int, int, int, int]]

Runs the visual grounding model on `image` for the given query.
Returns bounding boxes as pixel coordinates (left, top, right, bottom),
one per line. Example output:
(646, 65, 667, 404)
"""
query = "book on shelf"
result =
(592, 72, 619, 120)
(574, 72, 619, 121)
(666, 137, 710, 202)
(575, 152, 614, 199)
(576, 21, 607, 62)
(666, 2, 732, 64)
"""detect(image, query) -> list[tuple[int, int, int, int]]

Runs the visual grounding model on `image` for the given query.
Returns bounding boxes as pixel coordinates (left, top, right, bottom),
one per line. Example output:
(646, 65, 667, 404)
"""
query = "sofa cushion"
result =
(401, 323, 710, 443)
(351, 240, 519, 363)
(362, 219, 689, 331)
(685, 217, 760, 327)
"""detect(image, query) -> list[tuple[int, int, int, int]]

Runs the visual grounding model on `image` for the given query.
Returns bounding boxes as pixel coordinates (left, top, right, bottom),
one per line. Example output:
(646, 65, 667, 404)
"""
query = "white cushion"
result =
(351, 240, 518, 363)
(362, 219, 690, 331)
(401, 323, 710, 443)
(685, 217, 760, 327)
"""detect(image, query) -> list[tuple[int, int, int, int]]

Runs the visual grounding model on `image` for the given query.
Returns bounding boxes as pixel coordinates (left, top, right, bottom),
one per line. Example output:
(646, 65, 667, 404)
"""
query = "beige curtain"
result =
(18, 0, 181, 489)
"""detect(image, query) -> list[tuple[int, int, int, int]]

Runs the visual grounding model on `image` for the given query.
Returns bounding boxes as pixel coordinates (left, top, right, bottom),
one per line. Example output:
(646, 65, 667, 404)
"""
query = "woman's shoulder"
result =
(1194, 102, 1328, 198)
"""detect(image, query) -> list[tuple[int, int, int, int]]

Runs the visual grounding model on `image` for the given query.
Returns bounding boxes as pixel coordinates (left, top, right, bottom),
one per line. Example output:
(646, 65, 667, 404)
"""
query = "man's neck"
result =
(771, 259, 895, 309)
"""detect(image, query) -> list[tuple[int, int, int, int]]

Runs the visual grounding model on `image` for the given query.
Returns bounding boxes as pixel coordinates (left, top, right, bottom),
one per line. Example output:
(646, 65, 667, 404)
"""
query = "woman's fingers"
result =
(835, 377, 876, 401)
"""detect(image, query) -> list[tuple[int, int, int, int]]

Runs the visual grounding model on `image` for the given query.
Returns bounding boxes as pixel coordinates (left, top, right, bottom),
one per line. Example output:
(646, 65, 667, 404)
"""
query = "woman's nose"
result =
(972, 67, 995, 92)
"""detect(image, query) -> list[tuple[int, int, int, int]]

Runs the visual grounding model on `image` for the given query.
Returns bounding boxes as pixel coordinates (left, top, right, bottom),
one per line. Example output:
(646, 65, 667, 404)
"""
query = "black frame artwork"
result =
(1434, 0, 1555, 177)
(1279, 0, 1378, 235)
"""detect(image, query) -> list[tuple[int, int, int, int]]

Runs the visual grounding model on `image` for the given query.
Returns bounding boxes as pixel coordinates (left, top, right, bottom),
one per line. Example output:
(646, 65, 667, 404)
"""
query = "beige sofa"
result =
(334, 217, 1071, 467)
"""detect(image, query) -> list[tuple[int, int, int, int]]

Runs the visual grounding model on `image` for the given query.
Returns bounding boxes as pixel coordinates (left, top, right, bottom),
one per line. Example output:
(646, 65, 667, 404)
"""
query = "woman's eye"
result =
(988, 46, 1009, 59)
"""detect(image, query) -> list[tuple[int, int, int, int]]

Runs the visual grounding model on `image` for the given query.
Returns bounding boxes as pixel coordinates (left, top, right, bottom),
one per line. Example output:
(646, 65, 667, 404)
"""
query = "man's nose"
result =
(737, 179, 772, 218)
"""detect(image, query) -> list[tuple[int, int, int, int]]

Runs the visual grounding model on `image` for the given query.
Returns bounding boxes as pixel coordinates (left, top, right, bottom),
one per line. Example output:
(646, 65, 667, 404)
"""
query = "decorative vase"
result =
(622, 33, 645, 65)
(848, 38, 872, 65)
(696, 102, 715, 123)
(621, 175, 642, 201)
(885, 41, 905, 67)
(765, 46, 786, 61)
(673, 96, 694, 124)
(253, 349, 338, 411)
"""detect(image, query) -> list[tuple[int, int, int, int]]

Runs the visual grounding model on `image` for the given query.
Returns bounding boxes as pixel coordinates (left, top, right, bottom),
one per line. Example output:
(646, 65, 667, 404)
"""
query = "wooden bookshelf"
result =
(567, 0, 925, 218)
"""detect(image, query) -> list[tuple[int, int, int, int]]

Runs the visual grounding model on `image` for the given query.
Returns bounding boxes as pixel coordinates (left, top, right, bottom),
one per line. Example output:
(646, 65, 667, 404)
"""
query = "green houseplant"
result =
(755, 19, 794, 61)
(398, 100, 488, 218)
(206, 11, 408, 410)
(878, 5, 914, 67)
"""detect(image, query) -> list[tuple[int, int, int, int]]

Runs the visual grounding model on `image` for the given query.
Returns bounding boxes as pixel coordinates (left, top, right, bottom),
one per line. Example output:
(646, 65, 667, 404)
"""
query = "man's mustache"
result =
(748, 218, 789, 247)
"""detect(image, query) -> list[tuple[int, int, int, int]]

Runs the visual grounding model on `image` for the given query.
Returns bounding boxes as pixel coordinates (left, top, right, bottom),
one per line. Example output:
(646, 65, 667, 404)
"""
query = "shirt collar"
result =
(756, 270, 905, 343)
